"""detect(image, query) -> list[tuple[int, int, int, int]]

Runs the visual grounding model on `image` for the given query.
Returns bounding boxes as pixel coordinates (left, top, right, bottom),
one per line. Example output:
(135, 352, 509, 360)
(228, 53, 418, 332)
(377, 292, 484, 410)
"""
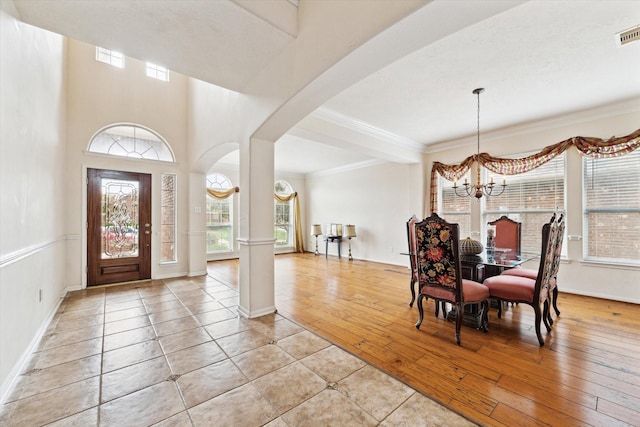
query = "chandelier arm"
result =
(487, 184, 507, 197)
(453, 184, 470, 198)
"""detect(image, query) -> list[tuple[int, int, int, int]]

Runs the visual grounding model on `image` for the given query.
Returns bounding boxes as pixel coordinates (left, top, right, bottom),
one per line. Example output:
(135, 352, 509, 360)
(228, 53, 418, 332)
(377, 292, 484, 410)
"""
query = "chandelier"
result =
(453, 88, 507, 199)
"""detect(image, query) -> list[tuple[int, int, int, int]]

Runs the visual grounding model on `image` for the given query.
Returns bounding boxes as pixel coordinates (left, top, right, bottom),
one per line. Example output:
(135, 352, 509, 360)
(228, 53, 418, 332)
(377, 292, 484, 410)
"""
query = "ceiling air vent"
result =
(616, 25, 640, 47)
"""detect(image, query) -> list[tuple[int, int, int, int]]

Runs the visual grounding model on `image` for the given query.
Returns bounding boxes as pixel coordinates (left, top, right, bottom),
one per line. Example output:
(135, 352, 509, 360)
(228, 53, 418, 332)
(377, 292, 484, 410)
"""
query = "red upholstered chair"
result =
(483, 216, 558, 346)
(414, 213, 489, 345)
(501, 214, 564, 324)
(488, 215, 521, 257)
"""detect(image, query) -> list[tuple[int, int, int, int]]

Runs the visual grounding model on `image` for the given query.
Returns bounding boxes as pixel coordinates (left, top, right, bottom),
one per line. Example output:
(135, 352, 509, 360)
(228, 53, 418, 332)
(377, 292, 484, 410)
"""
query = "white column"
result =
(237, 137, 276, 318)
(188, 172, 207, 277)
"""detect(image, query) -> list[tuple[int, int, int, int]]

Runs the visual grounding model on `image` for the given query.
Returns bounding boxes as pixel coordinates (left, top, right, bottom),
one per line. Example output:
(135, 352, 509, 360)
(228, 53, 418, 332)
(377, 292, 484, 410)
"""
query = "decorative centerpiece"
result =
(460, 237, 483, 255)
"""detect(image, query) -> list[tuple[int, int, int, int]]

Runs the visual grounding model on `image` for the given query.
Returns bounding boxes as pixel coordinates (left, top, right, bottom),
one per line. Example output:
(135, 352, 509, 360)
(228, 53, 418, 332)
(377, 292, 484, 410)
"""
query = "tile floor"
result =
(0, 275, 474, 426)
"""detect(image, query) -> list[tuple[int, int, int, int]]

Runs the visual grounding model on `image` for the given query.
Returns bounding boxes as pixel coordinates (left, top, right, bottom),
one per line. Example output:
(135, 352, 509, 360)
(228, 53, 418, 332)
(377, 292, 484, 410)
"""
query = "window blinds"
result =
(583, 149, 640, 263)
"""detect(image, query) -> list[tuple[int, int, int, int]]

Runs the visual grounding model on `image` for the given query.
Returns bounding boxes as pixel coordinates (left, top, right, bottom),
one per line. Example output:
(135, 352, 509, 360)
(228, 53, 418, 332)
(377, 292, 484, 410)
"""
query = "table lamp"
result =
(311, 224, 322, 256)
(343, 224, 357, 261)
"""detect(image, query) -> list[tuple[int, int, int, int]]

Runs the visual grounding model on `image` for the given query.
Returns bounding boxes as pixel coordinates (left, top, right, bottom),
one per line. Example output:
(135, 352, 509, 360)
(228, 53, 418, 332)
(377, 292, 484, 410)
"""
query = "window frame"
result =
(146, 62, 170, 82)
(582, 150, 640, 265)
(437, 170, 472, 240)
(274, 180, 294, 249)
(481, 152, 567, 255)
(96, 47, 125, 68)
(87, 123, 176, 163)
(160, 173, 177, 264)
(206, 173, 234, 254)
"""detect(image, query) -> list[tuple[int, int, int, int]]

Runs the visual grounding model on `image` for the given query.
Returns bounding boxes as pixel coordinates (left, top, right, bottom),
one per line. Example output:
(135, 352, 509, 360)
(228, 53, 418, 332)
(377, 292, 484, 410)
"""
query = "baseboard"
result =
(237, 305, 277, 319)
(559, 288, 640, 304)
(187, 270, 207, 278)
(0, 289, 67, 405)
(153, 271, 188, 280)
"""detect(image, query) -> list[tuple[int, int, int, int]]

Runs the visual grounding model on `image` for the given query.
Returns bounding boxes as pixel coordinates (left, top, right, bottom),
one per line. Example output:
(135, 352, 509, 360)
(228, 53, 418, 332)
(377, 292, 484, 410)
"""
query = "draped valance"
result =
(206, 186, 239, 199)
(430, 128, 640, 212)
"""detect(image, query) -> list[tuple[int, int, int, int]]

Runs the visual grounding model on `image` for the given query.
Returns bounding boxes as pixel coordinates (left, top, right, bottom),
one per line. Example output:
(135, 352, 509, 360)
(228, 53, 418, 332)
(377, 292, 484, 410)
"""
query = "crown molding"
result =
(311, 107, 425, 153)
(306, 159, 386, 178)
(424, 97, 640, 154)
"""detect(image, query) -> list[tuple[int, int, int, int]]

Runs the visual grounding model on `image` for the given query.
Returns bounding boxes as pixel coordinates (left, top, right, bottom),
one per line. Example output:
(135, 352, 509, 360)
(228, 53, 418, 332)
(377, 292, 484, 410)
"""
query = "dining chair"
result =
(482, 216, 558, 346)
(501, 214, 565, 324)
(414, 213, 489, 345)
(407, 215, 447, 316)
(488, 215, 521, 257)
(406, 215, 419, 307)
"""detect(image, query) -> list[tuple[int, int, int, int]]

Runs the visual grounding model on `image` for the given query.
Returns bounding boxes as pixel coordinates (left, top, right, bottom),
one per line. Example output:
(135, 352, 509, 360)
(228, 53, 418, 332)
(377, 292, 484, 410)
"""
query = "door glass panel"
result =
(102, 178, 139, 259)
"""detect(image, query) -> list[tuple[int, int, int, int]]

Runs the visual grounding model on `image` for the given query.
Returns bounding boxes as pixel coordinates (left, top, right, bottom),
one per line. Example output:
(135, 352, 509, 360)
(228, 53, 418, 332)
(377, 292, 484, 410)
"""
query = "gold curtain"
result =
(206, 186, 239, 199)
(430, 128, 640, 212)
(274, 192, 304, 253)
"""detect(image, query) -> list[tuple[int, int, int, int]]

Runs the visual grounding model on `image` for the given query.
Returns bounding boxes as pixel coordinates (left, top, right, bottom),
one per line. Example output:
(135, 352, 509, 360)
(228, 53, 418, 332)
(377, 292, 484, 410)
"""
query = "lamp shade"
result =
(311, 224, 322, 236)
(343, 224, 357, 238)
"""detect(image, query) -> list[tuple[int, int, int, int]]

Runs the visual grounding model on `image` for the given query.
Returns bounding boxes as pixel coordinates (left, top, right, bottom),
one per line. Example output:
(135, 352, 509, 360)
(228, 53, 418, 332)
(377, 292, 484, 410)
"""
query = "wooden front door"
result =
(87, 168, 152, 286)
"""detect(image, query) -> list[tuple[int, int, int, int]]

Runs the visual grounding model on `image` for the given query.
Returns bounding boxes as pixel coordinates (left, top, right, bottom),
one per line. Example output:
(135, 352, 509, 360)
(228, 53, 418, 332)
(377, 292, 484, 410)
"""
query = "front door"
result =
(87, 168, 152, 286)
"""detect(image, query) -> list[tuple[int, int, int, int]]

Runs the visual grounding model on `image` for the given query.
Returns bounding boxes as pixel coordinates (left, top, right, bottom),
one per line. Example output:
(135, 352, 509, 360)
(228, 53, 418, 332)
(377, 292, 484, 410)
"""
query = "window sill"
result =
(159, 261, 178, 266)
(579, 259, 640, 271)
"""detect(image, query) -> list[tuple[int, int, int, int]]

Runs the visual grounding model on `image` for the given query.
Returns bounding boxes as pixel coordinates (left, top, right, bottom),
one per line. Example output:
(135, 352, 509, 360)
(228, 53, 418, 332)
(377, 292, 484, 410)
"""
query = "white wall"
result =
(64, 39, 192, 286)
(424, 107, 640, 303)
(0, 1, 67, 399)
(306, 162, 422, 265)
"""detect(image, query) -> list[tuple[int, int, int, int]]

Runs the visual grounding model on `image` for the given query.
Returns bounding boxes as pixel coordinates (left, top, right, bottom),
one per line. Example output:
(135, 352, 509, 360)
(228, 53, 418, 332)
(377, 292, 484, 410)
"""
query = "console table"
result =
(324, 235, 342, 259)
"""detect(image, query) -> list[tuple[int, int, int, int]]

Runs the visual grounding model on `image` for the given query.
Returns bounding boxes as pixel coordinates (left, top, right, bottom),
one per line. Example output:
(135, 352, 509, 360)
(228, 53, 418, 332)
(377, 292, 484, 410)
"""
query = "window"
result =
(438, 170, 472, 240)
(274, 180, 294, 247)
(88, 124, 175, 162)
(96, 47, 124, 68)
(483, 153, 566, 254)
(206, 174, 233, 253)
(160, 174, 177, 263)
(146, 62, 170, 82)
(583, 149, 640, 264)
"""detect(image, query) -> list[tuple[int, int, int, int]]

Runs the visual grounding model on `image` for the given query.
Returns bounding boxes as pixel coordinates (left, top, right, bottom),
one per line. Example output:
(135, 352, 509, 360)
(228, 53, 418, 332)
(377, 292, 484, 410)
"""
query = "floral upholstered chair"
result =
(414, 213, 489, 345)
(483, 216, 558, 346)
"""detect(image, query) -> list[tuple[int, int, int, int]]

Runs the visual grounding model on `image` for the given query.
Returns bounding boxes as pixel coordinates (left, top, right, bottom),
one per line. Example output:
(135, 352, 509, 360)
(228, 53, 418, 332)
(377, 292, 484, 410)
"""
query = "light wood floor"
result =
(207, 253, 640, 427)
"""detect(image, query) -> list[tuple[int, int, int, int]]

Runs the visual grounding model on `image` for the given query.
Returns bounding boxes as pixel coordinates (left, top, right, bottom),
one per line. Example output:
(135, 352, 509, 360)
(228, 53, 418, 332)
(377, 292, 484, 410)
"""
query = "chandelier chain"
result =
(453, 88, 507, 199)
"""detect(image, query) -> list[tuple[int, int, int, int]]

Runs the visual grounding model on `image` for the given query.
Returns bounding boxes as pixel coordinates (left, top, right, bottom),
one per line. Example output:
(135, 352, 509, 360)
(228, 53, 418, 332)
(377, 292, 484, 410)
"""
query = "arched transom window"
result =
(88, 124, 175, 162)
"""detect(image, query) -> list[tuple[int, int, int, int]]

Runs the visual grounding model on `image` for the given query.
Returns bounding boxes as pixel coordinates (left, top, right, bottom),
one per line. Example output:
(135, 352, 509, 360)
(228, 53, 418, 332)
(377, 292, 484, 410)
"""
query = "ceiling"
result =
(12, 0, 640, 175)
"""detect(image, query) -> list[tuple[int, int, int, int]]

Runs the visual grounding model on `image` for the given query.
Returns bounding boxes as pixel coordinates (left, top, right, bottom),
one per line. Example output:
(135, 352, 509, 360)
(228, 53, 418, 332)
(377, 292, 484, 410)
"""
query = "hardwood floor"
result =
(207, 253, 640, 427)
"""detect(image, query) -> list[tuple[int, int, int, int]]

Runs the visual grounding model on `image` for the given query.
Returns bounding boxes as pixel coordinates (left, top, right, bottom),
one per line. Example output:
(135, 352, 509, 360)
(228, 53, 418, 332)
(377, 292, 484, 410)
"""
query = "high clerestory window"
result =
(96, 47, 124, 68)
(146, 62, 170, 82)
(88, 124, 175, 162)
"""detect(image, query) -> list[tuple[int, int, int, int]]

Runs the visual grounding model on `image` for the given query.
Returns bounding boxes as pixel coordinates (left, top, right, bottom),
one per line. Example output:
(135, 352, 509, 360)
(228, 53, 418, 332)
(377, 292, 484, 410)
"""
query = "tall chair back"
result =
(548, 214, 565, 318)
(488, 215, 522, 257)
(483, 215, 557, 346)
(406, 215, 419, 307)
(414, 213, 489, 345)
